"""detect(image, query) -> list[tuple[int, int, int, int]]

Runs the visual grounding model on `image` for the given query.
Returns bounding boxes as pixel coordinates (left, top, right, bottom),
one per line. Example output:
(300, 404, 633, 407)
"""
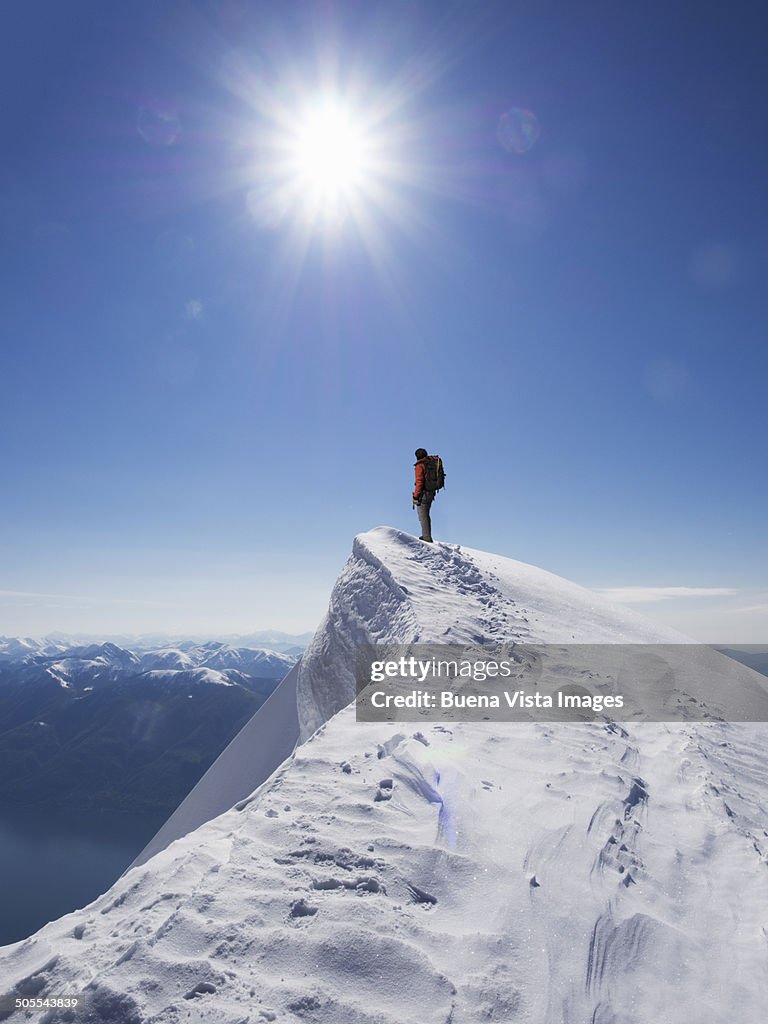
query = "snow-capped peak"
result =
(296, 526, 688, 740)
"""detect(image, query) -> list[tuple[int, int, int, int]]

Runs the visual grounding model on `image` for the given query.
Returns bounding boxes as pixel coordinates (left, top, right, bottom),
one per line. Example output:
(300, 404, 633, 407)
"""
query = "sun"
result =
(289, 99, 369, 207)
(276, 95, 381, 224)
(247, 89, 402, 231)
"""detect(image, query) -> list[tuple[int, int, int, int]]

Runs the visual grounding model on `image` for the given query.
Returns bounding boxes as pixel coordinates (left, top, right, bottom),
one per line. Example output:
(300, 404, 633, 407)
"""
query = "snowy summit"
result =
(1, 527, 767, 1022)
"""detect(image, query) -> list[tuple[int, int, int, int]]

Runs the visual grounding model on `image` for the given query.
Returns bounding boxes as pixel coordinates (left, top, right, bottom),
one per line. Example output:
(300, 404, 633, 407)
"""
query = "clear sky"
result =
(1, 0, 766, 643)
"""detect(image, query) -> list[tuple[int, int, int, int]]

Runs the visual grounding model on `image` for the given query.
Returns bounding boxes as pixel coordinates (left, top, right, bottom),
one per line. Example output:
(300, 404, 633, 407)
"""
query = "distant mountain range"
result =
(0, 638, 302, 817)
(0, 629, 312, 658)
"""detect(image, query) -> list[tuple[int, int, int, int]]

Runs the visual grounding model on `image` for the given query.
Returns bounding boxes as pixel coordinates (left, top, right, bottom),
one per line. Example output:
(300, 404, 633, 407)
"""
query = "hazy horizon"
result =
(1, 530, 766, 644)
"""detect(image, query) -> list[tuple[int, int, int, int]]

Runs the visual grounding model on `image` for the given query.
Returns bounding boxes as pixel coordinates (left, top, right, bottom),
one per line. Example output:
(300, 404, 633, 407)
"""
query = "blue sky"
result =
(1, 0, 766, 641)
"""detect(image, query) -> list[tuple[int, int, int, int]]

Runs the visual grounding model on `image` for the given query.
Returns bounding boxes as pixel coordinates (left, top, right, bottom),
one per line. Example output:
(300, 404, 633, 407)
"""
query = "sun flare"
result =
(248, 89, 401, 231)
(290, 100, 369, 205)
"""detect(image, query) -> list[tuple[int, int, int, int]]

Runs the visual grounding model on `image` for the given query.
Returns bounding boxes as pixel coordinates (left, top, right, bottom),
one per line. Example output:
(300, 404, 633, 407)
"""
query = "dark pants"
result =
(416, 491, 435, 541)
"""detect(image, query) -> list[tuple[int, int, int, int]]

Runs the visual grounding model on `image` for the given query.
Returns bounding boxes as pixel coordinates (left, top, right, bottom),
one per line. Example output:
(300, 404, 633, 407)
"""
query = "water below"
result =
(0, 809, 166, 947)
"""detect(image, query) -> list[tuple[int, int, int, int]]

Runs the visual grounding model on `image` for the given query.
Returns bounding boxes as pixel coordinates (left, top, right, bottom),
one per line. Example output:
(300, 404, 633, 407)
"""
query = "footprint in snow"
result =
(184, 982, 217, 999)
(374, 778, 394, 801)
(290, 898, 318, 919)
(406, 882, 438, 906)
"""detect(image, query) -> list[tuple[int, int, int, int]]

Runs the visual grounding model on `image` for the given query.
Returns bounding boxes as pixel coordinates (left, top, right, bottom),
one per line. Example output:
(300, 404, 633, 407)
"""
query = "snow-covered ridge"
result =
(1, 528, 767, 1023)
(296, 527, 687, 740)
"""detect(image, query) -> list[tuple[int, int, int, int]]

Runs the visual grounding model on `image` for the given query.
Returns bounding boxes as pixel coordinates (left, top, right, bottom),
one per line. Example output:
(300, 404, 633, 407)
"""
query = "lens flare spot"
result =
(137, 101, 181, 146)
(497, 108, 540, 154)
(185, 299, 203, 321)
(688, 243, 740, 289)
(644, 359, 691, 404)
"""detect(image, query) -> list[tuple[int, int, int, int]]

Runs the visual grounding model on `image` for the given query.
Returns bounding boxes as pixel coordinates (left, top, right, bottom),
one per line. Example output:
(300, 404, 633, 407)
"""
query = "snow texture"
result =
(1, 527, 767, 1024)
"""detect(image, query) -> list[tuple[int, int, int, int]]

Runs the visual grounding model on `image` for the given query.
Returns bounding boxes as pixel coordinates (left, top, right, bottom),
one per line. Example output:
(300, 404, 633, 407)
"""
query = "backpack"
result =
(423, 454, 446, 494)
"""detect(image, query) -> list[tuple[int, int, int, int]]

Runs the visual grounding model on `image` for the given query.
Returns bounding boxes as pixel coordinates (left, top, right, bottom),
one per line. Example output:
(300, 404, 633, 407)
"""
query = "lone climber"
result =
(412, 448, 445, 543)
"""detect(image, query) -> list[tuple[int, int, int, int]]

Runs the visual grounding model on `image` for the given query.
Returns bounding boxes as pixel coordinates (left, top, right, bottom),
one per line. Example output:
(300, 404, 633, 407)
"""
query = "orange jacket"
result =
(413, 457, 428, 499)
